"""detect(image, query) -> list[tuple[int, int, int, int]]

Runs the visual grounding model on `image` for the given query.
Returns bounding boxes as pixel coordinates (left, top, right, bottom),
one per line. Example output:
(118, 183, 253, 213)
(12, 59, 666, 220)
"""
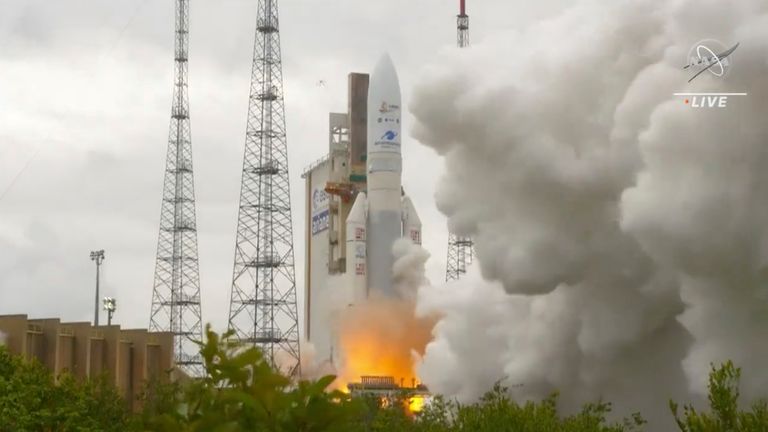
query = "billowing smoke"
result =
(410, 0, 768, 425)
(299, 274, 352, 380)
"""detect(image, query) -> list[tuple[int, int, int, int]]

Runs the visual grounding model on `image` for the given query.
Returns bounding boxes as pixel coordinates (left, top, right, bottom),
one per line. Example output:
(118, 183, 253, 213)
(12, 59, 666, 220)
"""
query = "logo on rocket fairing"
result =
(381, 130, 398, 141)
(375, 130, 400, 150)
(379, 101, 400, 113)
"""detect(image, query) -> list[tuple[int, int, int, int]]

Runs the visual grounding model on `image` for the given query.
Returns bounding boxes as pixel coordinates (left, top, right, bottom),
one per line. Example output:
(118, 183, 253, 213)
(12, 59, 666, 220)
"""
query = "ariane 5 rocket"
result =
(345, 54, 422, 300)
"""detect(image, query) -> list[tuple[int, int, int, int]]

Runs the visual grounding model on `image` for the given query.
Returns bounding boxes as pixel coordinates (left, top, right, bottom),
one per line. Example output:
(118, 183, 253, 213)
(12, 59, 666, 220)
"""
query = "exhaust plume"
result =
(410, 0, 768, 425)
(335, 238, 435, 390)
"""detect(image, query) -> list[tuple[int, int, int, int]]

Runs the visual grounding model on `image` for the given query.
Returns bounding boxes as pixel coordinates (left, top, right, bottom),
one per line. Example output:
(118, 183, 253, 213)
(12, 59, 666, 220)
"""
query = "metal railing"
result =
(301, 154, 329, 179)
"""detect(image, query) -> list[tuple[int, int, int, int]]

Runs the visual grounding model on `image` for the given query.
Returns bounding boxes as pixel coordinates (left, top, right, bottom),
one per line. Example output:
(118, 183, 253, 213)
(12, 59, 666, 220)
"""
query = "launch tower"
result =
(227, 0, 301, 377)
(446, 0, 474, 282)
(149, 0, 204, 376)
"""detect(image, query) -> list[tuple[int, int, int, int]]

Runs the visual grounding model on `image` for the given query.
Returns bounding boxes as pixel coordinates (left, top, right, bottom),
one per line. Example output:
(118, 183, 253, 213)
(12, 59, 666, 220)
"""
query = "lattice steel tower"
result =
(457, 0, 469, 48)
(227, 0, 301, 377)
(149, 0, 203, 376)
(446, 0, 474, 282)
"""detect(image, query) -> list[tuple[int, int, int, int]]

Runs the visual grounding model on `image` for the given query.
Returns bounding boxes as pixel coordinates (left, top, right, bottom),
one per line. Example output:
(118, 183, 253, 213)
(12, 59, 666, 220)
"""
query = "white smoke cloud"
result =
(411, 0, 768, 426)
(392, 238, 431, 301)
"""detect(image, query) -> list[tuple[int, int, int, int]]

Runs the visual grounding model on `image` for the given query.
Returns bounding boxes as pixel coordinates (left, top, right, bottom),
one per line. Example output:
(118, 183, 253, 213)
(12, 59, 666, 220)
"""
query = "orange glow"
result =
(334, 296, 436, 391)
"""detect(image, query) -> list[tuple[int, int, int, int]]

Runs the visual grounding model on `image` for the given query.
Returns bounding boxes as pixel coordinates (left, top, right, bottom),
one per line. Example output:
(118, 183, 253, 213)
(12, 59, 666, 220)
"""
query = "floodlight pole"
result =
(104, 297, 116, 326)
(90, 250, 105, 326)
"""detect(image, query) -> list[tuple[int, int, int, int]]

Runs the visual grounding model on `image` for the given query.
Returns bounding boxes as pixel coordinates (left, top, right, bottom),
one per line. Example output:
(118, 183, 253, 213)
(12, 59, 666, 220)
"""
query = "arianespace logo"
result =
(381, 130, 398, 141)
(374, 129, 400, 151)
(674, 39, 747, 108)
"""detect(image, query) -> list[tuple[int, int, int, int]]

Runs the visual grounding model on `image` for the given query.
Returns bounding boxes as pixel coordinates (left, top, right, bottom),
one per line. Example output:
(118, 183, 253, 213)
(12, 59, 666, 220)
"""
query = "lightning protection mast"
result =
(458, 0, 469, 48)
(149, 0, 204, 376)
(446, 0, 474, 282)
(227, 0, 301, 378)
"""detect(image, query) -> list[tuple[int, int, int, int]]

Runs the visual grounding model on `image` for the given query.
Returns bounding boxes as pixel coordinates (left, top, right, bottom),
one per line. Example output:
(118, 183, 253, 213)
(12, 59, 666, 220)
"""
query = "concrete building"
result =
(0, 314, 175, 411)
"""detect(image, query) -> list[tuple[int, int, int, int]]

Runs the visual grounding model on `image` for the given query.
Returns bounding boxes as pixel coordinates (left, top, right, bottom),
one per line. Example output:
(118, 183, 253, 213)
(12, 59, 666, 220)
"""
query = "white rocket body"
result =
(345, 54, 422, 299)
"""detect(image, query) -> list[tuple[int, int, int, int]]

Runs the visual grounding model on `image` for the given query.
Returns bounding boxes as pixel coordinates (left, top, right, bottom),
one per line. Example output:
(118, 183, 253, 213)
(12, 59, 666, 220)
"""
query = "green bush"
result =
(132, 325, 362, 432)
(670, 361, 768, 432)
(0, 346, 128, 431)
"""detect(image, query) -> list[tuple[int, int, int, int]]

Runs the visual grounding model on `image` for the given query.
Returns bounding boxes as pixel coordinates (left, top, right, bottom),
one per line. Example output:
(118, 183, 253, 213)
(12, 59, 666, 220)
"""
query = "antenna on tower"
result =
(149, 0, 204, 376)
(446, 0, 475, 282)
(227, 0, 301, 378)
(457, 0, 469, 48)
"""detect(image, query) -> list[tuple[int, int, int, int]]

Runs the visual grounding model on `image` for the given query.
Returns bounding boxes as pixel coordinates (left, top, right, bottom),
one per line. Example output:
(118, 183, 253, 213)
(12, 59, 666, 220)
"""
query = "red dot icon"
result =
(684, 99, 689, 104)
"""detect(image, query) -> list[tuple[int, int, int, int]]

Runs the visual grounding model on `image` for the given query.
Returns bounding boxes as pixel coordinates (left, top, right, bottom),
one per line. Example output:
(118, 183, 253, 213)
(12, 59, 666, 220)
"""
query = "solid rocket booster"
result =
(345, 192, 368, 303)
(345, 54, 422, 299)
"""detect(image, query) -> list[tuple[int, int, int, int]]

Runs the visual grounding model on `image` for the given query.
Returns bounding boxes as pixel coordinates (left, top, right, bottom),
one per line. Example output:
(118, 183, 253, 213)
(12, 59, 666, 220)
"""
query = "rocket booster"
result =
(345, 54, 421, 299)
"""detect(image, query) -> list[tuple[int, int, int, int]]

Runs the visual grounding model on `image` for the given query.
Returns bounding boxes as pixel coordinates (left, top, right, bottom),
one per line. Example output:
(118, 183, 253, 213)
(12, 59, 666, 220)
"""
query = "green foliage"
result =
(0, 346, 128, 431)
(405, 384, 644, 432)
(670, 360, 768, 432)
(6, 327, 768, 432)
(132, 325, 362, 432)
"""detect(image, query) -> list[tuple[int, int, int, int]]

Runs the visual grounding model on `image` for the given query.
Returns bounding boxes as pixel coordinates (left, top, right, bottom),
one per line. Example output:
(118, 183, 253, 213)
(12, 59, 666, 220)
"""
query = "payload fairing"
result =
(346, 54, 422, 300)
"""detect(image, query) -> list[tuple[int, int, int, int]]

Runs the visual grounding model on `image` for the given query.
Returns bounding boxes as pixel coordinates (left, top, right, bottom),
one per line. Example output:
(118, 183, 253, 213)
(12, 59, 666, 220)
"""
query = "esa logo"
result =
(381, 131, 398, 141)
(312, 189, 329, 211)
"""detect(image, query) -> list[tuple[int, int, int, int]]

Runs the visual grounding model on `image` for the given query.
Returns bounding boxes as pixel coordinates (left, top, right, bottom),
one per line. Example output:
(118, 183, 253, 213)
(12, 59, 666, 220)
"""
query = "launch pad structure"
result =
(302, 73, 370, 366)
(347, 375, 430, 413)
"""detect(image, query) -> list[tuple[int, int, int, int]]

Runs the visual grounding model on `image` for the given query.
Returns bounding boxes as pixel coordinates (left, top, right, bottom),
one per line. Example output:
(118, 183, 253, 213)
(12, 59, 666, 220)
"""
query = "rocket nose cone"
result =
(376, 53, 395, 70)
(372, 53, 399, 84)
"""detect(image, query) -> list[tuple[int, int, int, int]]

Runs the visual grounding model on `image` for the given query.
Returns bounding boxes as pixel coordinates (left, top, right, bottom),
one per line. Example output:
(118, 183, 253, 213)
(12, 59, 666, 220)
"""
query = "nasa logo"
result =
(673, 39, 747, 108)
(381, 130, 398, 141)
(685, 39, 738, 83)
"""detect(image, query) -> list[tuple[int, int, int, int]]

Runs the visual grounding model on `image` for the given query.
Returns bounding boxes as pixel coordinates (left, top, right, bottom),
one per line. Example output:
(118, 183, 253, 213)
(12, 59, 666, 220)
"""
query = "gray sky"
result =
(0, 0, 563, 334)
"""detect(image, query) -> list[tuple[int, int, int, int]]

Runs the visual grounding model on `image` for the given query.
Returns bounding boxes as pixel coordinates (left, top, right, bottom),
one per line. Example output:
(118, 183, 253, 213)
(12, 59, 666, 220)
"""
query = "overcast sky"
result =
(0, 0, 564, 334)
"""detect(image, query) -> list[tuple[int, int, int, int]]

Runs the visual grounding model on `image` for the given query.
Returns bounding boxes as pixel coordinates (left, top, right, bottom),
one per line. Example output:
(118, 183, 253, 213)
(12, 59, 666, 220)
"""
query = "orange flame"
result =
(334, 296, 436, 391)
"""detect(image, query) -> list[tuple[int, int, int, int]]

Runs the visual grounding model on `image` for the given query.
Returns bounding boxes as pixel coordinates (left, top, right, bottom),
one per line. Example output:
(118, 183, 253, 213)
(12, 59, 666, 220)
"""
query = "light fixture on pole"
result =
(90, 250, 105, 326)
(103, 297, 116, 326)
